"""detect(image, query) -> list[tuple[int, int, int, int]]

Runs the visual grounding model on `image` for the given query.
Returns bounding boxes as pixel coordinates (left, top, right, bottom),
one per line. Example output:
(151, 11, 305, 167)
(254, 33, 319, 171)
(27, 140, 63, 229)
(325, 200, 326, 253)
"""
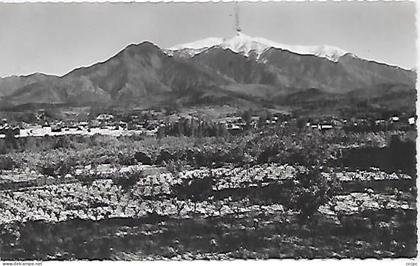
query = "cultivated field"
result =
(0, 126, 416, 260)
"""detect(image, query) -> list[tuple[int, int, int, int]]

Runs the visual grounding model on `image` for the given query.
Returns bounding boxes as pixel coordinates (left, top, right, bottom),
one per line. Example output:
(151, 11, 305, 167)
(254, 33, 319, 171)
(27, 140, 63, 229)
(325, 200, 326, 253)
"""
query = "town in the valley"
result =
(0, 107, 416, 139)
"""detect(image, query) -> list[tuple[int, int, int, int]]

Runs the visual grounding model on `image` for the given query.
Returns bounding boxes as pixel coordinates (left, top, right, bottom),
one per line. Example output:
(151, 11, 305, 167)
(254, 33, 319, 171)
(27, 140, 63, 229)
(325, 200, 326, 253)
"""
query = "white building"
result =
(408, 117, 416, 125)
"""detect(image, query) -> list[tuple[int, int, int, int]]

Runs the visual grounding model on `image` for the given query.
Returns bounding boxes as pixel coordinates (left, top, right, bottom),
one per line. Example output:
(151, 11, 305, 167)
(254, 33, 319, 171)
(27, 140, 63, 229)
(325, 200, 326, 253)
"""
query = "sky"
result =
(0, 1, 416, 77)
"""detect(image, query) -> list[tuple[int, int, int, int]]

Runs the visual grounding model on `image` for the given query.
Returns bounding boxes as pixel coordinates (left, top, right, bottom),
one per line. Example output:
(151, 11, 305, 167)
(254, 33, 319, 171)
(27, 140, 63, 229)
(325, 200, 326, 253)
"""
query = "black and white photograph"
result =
(0, 0, 417, 262)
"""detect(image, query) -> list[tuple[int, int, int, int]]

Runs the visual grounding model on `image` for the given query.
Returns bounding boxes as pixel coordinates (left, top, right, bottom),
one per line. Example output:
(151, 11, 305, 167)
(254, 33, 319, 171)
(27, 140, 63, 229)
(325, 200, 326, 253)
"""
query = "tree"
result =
(4, 128, 18, 150)
(296, 118, 307, 131)
(241, 109, 252, 128)
(389, 135, 416, 177)
(288, 167, 341, 223)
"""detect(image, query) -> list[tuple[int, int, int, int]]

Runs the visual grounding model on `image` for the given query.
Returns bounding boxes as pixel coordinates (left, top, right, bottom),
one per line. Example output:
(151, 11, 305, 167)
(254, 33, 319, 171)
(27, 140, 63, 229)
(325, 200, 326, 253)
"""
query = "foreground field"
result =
(0, 163, 416, 259)
(0, 128, 416, 260)
(1, 208, 416, 260)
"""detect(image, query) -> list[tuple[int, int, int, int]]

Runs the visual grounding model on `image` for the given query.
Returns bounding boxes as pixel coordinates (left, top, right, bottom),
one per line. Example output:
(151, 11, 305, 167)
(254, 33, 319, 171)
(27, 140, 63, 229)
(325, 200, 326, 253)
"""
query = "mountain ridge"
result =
(166, 32, 350, 62)
(0, 34, 416, 112)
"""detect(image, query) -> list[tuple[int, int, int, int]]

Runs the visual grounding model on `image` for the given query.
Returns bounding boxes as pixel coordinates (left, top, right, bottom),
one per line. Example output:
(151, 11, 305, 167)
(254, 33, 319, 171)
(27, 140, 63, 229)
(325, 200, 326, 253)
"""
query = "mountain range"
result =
(0, 32, 416, 113)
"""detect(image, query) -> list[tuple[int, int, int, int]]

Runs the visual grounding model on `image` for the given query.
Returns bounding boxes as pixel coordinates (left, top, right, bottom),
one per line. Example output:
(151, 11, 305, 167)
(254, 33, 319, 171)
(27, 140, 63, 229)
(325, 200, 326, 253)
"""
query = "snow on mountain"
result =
(165, 32, 350, 62)
(170, 37, 224, 50)
(164, 37, 223, 57)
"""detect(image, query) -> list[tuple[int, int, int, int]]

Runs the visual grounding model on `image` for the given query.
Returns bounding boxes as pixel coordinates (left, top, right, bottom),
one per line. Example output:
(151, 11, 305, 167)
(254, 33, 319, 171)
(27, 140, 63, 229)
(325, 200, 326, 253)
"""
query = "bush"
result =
(173, 174, 214, 202)
(0, 155, 16, 170)
(156, 149, 174, 164)
(288, 167, 341, 222)
(389, 135, 416, 177)
(75, 172, 96, 186)
(37, 158, 75, 177)
(38, 161, 57, 177)
(164, 159, 185, 175)
(112, 170, 144, 192)
(117, 151, 136, 166)
(134, 151, 153, 165)
(52, 136, 73, 149)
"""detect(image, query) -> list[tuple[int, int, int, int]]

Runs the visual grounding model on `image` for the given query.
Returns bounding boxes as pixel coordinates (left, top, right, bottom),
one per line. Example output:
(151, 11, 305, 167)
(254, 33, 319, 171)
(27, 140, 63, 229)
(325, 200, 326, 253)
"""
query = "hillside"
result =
(0, 73, 56, 97)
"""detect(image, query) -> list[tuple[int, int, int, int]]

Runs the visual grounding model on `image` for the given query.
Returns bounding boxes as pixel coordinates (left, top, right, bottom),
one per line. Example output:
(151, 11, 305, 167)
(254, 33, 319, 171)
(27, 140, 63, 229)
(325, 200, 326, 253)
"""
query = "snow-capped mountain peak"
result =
(165, 32, 350, 62)
(220, 32, 270, 57)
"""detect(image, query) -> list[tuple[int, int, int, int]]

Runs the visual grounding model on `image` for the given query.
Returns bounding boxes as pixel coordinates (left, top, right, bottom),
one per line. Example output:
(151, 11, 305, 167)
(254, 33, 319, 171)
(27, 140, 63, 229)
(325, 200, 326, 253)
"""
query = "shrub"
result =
(164, 159, 185, 176)
(173, 173, 214, 202)
(38, 161, 57, 177)
(112, 170, 144, 192)
(0, 155, 16, 170)
(117, 151, 136, 166)
(134, 151, 153, 165)
(76, 173, 96, 186)
(37, 158, 75, 177)
(57, 159, 75, 177)
(52, 136, 73, 149)
(288, 167, 341, 223)
(389, 135, 416, 177)
(156, 149, 174, 165)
